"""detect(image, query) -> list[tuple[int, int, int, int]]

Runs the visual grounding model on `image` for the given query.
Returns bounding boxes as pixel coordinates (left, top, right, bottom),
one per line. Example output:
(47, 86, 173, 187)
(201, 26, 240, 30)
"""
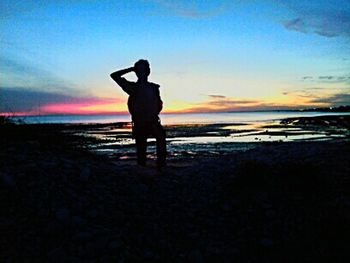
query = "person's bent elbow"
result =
(110, 72, 120, 82)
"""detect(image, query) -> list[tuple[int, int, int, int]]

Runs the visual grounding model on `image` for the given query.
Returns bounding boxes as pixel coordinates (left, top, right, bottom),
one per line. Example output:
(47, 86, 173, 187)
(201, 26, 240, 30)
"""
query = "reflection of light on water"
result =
(109, 128, 132, 132)
(119, 156, 132, 160)
(94, 149, 115, 152)
(75, 117, 349, 160)
(167, 133, 341, 144)
(222, 122, 261, 131)
(230, 133, 327, 143)
(169, 136, 237, 144)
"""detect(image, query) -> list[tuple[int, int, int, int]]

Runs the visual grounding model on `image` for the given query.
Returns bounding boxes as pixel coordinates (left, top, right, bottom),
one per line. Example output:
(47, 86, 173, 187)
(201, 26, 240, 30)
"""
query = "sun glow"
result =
(38, 98, 128, 115)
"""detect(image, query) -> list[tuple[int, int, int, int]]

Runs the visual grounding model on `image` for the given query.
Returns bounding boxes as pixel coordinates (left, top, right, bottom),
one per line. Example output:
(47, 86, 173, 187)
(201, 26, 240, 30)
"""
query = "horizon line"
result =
(2, 106, 349, 117)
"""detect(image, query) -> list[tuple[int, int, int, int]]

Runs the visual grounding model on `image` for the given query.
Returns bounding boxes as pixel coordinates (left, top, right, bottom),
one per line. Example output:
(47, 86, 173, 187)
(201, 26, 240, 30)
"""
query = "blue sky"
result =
(1, 0, 349, 114)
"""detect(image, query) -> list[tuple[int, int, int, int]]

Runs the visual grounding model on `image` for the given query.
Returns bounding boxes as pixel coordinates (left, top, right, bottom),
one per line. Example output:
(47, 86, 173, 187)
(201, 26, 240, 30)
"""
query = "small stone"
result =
(74, 231, 92, 242)
(71, 216, 86, 226)
(108, 239, 122, 250)
(45, 221, 63, 235)
(221, 203, 232, 212)
(93, 236, 110, 252)
(80, 167, 91, 181)
(55, 208, 70, 223)
(188, 249, 203, 263)
(88, 209, 98, 218)
(137, 184, 149, 194)
(48, 247, 65, 258)
(261, 238, 273, 247)
(265, 209, 276, 218)
(262, 202, 272, 209)
(1, 173, 16, 188)
(144, 250, 154, 259)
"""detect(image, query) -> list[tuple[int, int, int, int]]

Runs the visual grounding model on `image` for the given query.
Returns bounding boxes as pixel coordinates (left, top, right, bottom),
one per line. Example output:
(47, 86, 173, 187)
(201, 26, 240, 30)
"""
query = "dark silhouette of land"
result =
(1, 115, 350, 262)
(110, 60, 166, 168)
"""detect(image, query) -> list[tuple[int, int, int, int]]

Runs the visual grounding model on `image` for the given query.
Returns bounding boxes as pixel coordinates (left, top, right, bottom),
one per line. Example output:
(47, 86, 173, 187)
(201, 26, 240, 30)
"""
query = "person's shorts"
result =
(132, 119, 165, 139)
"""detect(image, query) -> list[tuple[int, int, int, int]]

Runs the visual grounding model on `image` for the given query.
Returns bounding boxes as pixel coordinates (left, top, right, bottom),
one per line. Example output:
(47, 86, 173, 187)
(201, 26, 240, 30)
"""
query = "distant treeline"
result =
(300, 105, 350, 112)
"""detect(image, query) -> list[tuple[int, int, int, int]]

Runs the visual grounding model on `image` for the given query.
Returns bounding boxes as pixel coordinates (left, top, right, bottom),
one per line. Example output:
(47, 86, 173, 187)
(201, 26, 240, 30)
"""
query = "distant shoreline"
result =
(1, 105, 349, 118)
(2, 111, 350, 126)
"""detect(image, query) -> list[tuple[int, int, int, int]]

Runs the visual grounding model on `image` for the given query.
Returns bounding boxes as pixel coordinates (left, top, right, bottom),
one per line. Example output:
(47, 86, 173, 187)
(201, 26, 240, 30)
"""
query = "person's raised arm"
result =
(110, 67, 135, 95)
(110, 67, 134, 83)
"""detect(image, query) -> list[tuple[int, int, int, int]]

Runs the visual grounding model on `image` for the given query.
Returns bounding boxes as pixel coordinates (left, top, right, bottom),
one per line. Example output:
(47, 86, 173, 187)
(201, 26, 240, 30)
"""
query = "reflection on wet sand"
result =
(70, 115, 349, 161)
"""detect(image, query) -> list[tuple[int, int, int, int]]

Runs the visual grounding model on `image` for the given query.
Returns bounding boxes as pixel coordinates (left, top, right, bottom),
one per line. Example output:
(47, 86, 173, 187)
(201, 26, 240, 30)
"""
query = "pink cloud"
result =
(41, 98, 126, 115)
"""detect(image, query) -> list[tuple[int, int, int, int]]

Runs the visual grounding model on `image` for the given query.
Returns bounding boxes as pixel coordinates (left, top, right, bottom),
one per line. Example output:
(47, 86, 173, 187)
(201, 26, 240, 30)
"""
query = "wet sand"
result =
(1, 115, 350, 262)
(71, 114, 350, 161)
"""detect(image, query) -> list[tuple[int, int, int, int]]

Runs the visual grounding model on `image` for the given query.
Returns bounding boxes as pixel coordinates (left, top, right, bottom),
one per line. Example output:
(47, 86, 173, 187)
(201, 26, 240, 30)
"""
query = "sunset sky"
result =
(1, 0, 349, 115)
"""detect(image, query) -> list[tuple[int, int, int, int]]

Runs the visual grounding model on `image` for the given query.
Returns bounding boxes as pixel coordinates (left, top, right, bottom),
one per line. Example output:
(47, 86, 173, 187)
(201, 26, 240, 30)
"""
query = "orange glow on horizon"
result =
(42, 102, 127, 115)
(0, 94, 332, 116)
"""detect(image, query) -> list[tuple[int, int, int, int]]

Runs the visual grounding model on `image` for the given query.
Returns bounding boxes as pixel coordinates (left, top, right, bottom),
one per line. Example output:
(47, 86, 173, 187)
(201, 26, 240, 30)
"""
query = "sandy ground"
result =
(1, 118, 350, 262)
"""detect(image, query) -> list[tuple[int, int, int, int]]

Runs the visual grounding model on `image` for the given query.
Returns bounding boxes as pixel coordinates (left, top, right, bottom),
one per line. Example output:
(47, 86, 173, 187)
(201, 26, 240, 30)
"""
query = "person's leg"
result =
(152, 122, 166, 168)
(135, 135, 147, 166)
(134, 123, 148, 166)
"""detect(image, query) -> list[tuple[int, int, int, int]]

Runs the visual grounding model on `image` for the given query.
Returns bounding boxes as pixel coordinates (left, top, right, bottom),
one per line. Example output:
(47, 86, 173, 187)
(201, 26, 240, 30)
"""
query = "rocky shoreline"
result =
(1, 121, 350, 262)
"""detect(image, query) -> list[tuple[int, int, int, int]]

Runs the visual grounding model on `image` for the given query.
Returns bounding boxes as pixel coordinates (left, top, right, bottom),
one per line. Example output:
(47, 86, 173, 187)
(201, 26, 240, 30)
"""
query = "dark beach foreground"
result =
(1, 116, 350, 262)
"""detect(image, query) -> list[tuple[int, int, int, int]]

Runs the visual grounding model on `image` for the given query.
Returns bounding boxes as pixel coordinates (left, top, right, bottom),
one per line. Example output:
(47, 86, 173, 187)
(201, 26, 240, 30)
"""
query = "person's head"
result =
(134, 59, 150, 80)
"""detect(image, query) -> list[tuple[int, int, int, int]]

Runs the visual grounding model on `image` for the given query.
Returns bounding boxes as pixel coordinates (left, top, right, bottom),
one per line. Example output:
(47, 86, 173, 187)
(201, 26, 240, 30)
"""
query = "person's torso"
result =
(128, 82, 161, 122)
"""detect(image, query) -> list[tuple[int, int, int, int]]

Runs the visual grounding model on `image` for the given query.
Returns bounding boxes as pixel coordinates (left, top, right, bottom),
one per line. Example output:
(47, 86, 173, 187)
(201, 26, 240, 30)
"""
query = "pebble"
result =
(55, 208, 70, 223)
(260, 238, 273, 247)
(108, 239, 123, 250)
(1, 173, 16, 188)
(136, 183, 149, 194)
(143, 250, 154, 259)
(188, 249, 203, 263)
(73, 231, 93, 242)
(265, 209, 276, 218)
(221, 203, 232, 212)
(79, 167, 91, 181)
(88, 209, 98, 218)
(71, 215, 86, 226)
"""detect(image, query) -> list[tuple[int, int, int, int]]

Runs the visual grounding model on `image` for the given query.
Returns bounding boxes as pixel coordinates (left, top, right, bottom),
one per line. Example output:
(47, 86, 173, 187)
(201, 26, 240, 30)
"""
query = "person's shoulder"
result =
(148, 82, 160, 89)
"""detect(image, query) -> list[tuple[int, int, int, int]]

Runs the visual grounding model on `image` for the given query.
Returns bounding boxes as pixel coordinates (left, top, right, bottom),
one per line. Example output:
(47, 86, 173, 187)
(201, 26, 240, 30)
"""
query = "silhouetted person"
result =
(110, 60, 166, 168)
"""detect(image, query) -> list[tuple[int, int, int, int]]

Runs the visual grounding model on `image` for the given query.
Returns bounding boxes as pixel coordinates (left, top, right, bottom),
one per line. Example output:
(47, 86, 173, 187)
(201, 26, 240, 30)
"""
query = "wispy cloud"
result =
(205, 98, 259, 107)
(183, 91, 350, 112)
(309, 93, 350, 107)
(207, 94, 227, 99)
(282, 86, 350, 109)
(182, 95, 296, 112)
(152, 0, 350, 39)
(283, 18, 307, 33)
(151, 0, 232, 18)
(300, 75, 350, 84)
(280, 1, 350, 38)
(0, 55, 79, 94)
(302, 76, 313, 80)
(282, 15, 349, 38)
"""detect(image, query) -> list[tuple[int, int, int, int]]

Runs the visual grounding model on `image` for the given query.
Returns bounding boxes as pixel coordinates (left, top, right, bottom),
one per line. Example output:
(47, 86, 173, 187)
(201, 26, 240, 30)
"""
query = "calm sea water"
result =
(12, 111, 350, 125)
